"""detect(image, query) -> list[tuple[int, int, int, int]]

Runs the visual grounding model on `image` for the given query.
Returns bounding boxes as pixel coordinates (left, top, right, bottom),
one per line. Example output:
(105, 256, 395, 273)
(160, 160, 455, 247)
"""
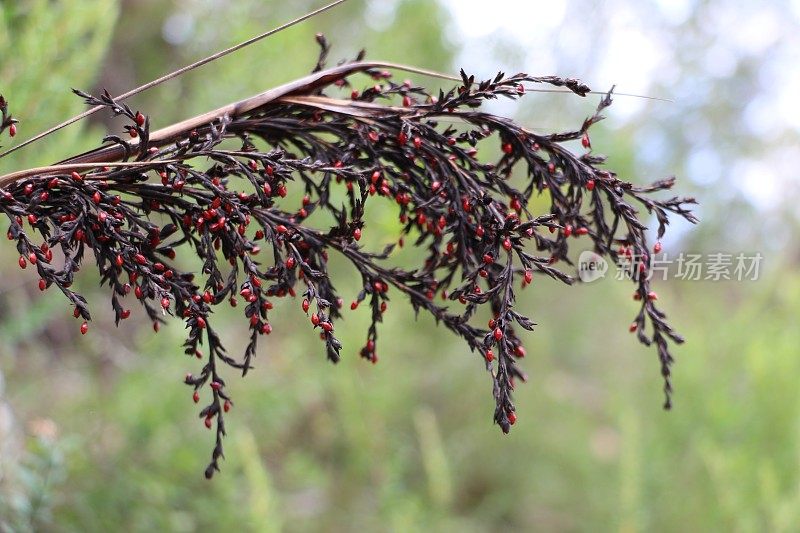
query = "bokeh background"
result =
(1, 0, 799, 530)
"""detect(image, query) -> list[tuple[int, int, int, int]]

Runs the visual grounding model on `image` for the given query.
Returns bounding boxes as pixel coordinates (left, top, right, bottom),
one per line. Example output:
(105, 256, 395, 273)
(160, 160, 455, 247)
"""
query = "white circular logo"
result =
(578, 251, 608, 283)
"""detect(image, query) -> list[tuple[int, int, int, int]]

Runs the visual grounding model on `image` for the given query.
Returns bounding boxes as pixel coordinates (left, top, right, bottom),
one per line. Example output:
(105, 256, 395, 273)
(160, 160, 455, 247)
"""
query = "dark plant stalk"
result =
(0, 41, 696, 478)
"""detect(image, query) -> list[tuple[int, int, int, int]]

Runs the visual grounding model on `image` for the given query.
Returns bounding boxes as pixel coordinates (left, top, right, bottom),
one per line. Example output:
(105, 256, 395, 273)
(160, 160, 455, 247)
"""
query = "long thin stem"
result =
(0, 0, 352, 160)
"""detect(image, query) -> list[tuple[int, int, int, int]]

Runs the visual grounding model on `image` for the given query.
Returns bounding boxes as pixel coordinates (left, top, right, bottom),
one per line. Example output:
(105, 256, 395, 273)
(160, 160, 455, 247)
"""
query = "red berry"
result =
(523, 270, 533, 284)
(353, 228, 362, 241)
(508, 411, 517, 425)
(204, 417, 213, 429)
(311, 313, 320, 326)
(493, 328, 503, 341)
(647, 291, 658, 301)
(575, 227, 589, 236)
(350, 301, 359, 310)
(161, 297, 170, 309)
(8, 123, 16, 137)
(586, 179, 595, 191)
(38, 279, 46, 291)
(563, 225, 573, 238)
(502, 238, 512, 251)
(515, 345, 526, 358)
(581, 133, 591, 148)
(18, 256, 25, 269)
(80, 321, 88, 335)
(485, 349, 494, 362)
(402, 95, 412, 107)
(629, 323, 638, 333)
(224, 400, 231, 412)
(210, 381, 222, 391)
(196, 317, 207, 329)
(502, 142, 513, 154)
(483, 254, 494, 264)
(413, 137, 422, 149)
(285, 256, 296, 269)
(653, 241, 662, 254)
(193, 391, 200, 403)
(28, 252, 36, 264)
(302, 299, 310, 313)
(120, 309, 131, 319)
(135, 112, 145, 127)
(92, 191, 101, 204)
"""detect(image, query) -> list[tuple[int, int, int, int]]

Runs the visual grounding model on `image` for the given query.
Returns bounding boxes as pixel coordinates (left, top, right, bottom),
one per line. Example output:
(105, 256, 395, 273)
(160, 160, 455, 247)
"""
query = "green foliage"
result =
(0, 0, 119, 171)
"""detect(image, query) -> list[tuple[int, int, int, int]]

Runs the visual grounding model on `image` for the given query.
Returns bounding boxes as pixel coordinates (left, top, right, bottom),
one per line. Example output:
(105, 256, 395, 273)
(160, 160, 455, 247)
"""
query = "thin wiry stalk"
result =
(0, 42, 696, 478)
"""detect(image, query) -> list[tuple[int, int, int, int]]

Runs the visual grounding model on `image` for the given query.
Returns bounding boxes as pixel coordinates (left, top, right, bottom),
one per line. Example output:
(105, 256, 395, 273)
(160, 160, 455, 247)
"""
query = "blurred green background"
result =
(1, 0, 799, 531)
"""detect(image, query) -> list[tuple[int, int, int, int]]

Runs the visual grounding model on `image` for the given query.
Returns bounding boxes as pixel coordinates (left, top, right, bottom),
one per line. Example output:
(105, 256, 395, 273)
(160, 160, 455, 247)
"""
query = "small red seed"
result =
(38, 279, 46, 291)
(204, 417, 212, 429)
(18, 256, 25, 269)
(135, 112, 145, 126)
(508, 411, 517, 425)
(193, 391, 200, 403)
(353, 228, 362, 241)
(654, 241, 663, 254)
(80, 322, 88, 335)
(161, 297, 170, 309)
(350, 301, 359, 310)
(311, 313, 320, 326)
(9, 124, 17, 137)
(493, 328, 503, 341)
(485, 349, 494, 362)
(524, 270, 533, 284)
(302, 299, 310, 313)
(586, 179, 595, 191)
